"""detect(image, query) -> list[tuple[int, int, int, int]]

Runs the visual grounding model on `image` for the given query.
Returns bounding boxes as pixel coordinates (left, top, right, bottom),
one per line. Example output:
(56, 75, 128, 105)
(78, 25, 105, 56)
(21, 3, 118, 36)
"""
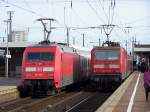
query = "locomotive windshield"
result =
(94, 51, 119, 60)
(27, 52, 54, 62)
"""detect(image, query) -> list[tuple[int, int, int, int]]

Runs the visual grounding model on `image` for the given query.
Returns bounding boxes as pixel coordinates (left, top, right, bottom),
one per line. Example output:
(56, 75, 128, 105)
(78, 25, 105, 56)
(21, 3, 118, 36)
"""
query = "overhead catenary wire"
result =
(86, 0, 105, 23)
(71, 7, 90, 27)
(22, 0, 32, 10)
(109, 0, 115, 25)
(1, 0, 149, 45)
(97, 0, 109, 22)
(12, 0, 141, 4)
(0, 0, 68, 28)
(0, 0, 45, 17)
(70, 3, 104, 38)
(108, 0, 115, 25)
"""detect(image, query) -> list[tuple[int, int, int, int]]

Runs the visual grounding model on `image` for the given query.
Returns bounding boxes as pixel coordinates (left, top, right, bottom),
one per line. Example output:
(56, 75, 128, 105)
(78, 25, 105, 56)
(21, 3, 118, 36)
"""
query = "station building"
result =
(134, 44, 150, 65)
(0, 42, 36, 77)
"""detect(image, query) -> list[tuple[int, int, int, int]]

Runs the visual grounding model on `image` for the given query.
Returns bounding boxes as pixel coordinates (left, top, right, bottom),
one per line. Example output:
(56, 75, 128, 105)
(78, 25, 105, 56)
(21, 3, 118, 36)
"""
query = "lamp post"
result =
(4, 20, 9, 78)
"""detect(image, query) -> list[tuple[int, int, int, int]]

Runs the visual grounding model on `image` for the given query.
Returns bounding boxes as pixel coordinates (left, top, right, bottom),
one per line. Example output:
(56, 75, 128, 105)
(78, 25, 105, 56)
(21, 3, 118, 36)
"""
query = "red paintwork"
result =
(62, 53, 79, 78)
(22, 44, 81, 89)
(22, 47, 55, 79)
(90, 47, 128, 79)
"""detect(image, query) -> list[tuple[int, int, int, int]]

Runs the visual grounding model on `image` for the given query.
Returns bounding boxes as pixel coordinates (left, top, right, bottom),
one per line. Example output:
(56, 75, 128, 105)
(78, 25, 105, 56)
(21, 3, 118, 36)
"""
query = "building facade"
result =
(11, 31, 28, 42)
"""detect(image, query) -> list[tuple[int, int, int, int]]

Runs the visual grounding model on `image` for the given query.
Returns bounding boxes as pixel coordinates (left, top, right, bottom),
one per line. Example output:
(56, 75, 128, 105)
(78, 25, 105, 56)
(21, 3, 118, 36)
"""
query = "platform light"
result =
(6, 54, 11, 59)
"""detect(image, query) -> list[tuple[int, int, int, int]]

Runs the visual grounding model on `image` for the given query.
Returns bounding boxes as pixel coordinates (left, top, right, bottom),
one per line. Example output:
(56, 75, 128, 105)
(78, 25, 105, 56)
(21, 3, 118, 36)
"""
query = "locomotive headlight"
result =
(43, 67, 54, 72)
(26, 67, 36, 72)
(109, 64, 120, 68)
(94, 64, 104, 68)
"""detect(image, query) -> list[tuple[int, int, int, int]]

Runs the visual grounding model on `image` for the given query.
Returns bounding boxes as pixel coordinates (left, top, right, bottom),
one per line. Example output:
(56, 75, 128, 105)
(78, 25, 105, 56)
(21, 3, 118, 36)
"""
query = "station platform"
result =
(0, 77, 21, 103)
(0, 77, 21, 86)
(96, 71, 150, 112)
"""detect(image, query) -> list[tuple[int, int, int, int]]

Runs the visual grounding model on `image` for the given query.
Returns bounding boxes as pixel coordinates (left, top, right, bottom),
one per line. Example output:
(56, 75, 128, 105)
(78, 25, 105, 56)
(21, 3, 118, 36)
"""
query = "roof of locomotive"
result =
(92, 46, 125, 51)
(27, 42, 78, 54)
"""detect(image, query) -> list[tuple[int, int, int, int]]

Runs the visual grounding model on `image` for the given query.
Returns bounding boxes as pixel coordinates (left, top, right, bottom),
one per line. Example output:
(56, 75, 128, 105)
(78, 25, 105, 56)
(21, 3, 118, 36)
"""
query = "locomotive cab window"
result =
(27, 52, 54, 62)
(94, 51, 119, 60)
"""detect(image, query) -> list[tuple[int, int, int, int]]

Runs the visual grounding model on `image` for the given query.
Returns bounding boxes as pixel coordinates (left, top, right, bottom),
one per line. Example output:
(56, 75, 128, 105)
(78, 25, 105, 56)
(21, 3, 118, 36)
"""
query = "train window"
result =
(28, 52, 40, 62)
(41, 52, 54, 61)
(94, 51, 119, 60)
(28, 52, 54, 62)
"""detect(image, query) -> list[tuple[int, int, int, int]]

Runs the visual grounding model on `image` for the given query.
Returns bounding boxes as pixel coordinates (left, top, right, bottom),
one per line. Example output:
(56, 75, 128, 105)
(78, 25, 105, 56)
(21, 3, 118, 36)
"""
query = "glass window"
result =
(94, 51, 119, 60)
(28, 52, 40, 62)
(27, 52, 54, 62)
(41, 52, 54, 61)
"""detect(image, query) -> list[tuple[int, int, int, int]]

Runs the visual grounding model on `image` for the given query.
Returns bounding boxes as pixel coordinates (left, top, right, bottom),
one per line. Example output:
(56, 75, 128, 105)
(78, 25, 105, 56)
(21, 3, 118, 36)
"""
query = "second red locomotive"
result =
(90, 46, 133, 88)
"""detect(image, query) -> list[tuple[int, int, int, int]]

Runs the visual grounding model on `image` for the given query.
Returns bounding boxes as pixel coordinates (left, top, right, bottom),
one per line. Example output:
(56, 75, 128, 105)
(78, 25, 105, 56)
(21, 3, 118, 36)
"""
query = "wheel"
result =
(18, 85, 28, 98)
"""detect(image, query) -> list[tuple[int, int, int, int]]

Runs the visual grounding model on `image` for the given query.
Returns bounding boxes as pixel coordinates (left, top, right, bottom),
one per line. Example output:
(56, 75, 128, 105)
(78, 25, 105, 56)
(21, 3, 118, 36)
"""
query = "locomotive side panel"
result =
(61, 53, 80, 87)
(120, 48, 133, 80)
(53, 47, 62, 89)
(120, 48, 128, 79)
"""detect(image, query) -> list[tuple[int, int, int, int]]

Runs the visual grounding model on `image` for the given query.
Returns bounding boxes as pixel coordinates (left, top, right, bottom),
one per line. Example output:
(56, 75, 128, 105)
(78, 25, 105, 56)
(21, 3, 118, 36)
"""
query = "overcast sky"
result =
(0, 0, 150, 50)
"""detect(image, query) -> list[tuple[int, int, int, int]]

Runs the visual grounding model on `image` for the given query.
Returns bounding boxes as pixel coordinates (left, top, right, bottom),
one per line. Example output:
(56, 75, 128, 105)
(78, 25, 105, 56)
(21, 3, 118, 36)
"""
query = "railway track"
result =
(0, 83, 114, 112)
(0, 91, 87, 112)
(66, 92, 111, 112)
(43, 91, 112, 112)
(0, 97, 39, 112)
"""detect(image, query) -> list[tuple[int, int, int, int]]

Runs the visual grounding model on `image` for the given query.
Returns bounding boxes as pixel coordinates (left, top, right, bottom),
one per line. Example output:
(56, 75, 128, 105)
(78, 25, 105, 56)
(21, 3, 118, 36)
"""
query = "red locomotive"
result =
(90, 46, 133, 87)
(18, 42, 90, 97)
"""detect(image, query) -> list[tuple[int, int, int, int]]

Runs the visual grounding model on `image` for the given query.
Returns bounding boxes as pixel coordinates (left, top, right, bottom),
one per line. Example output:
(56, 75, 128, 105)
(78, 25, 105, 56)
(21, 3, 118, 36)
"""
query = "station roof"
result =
(0, 42, 37, 48)
(134, 44, 150, 57)
(134, 44, 150, 52)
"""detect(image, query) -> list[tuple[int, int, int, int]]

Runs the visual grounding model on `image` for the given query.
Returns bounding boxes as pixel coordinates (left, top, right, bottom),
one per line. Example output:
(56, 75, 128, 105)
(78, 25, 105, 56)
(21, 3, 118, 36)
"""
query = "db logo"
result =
(37, 67, 43, 71)
(105, 64, 109, 68)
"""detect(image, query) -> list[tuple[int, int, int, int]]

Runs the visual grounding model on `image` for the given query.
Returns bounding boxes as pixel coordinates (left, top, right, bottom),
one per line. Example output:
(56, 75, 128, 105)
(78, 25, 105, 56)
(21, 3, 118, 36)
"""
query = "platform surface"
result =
(0, 77, 21, 92)
(113, 72, 150, 112)
(0, 77, 21, 86)
(0, 77, 20, 103)
(96, 71, 150, 112)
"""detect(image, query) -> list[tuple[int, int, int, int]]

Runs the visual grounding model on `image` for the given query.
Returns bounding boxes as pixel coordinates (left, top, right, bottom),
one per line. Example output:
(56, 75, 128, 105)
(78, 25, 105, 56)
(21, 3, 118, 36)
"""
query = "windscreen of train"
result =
(94, 51, 119, 60)
(27, 52, 54, 62)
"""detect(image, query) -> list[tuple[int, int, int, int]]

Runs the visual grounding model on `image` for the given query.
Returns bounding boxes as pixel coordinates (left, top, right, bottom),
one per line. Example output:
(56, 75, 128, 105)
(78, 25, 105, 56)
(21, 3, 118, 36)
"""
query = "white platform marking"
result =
(127, 73, 141, 112)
